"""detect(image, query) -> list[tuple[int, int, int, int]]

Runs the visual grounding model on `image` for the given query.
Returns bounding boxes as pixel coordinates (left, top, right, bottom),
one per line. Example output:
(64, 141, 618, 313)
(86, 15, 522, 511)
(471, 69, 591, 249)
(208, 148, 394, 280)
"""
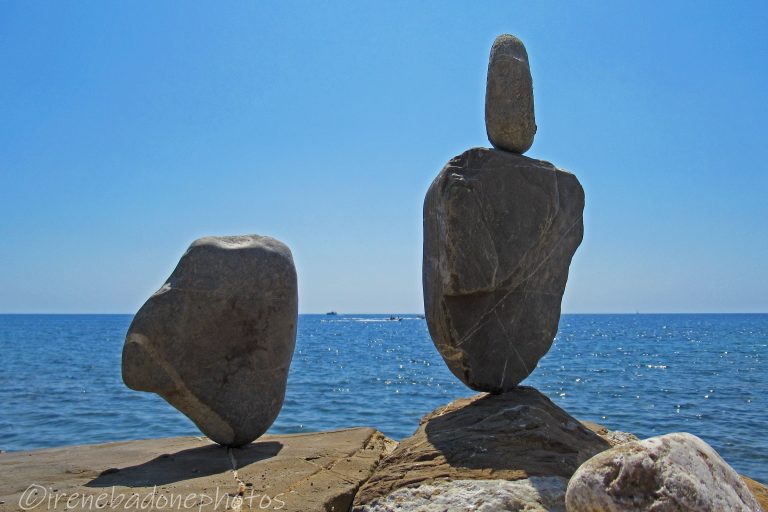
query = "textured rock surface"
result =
(565, 432, 763, 512)
(122, 235, 298, 447)
(485, 34, 536, 153)
(744, 476, 768, 512)
(352, 388, 610, 508)
(581, 423, 768, 511)
(423, 147, 584, 392)
(581, 421, 640, 447)
(357, 477, 567, 512)
(0, 428, 394, 512)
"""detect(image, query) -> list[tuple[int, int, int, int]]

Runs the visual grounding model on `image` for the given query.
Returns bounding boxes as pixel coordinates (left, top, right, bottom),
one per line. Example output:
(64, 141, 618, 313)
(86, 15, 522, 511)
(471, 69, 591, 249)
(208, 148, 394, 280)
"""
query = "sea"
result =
(0, 314, 765, 482)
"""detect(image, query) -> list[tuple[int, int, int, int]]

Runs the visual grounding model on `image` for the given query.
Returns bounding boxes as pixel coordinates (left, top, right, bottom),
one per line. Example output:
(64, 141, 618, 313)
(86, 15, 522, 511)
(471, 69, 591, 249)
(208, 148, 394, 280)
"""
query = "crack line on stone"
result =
(299, 458, 361, 485)
(446, 165, 562, 301)
(283, 429, 379, 493)
(470, 184, 500, 288)
(226, 448, 246, 512)
(492, 55, 527, 64)
(496, 311, 530, 378)
(494, 310, 531, 383)
(454, 211, 583, 349)
(499, 356, 509, 390)
(495, 166, 560, 287)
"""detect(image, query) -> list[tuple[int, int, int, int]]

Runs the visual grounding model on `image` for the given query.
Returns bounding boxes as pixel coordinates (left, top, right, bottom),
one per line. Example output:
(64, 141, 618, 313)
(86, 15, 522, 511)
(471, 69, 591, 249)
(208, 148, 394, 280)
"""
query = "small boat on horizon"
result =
(326, 311, 338, 316)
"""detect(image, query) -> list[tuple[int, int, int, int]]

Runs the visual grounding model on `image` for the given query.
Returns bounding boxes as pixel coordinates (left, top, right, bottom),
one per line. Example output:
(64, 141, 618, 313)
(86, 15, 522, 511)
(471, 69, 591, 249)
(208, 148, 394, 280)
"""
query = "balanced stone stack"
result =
(423, 34, 585, 393)
(122, 235, 298, 447)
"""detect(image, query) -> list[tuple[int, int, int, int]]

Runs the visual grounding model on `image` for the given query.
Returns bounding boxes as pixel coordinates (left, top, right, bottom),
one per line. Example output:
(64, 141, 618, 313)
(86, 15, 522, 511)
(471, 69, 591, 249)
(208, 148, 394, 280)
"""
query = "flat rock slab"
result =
(352, 387, 610, 508)
(0, 428, 394, 512)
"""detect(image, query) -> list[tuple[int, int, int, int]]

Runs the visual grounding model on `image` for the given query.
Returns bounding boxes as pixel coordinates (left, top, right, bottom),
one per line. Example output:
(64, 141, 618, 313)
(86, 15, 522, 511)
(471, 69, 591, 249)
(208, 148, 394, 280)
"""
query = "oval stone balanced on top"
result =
(485, 34, 536, 154)
(122, 235, 298, 447)
(423, 148, 584, 393)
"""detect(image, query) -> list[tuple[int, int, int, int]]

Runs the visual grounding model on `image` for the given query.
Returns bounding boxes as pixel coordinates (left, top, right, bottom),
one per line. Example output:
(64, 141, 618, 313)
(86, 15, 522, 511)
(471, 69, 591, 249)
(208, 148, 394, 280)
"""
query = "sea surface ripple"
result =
(0, 313, 765, 482)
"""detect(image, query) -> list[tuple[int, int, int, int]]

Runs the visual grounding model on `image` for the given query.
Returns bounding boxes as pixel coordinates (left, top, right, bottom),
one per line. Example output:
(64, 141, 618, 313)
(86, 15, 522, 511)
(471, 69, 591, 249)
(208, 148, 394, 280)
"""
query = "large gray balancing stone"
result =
(423, 148, 584, 393)
(122, 235, 298, 447)
(485, 34, 537, 154)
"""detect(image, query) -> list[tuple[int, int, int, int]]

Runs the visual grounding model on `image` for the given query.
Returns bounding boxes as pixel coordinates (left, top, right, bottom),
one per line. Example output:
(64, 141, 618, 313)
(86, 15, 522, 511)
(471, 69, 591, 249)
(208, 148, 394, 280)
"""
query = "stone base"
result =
(0, 428, 395, 512)
(352, 390, 768, 512)
(352, 387, 610, 509)
(1, 419, 765, 512)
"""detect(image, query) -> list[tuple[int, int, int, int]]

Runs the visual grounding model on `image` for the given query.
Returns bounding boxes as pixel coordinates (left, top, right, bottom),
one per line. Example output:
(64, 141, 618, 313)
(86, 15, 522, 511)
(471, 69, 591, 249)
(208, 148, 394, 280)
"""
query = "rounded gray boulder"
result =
(485, 34, 537, 154)
(122, 235, 298, 447)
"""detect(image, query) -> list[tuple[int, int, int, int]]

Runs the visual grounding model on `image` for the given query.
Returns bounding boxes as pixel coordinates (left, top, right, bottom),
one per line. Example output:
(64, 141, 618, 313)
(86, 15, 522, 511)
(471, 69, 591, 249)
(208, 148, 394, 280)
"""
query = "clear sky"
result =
(1, 1, 766, 314)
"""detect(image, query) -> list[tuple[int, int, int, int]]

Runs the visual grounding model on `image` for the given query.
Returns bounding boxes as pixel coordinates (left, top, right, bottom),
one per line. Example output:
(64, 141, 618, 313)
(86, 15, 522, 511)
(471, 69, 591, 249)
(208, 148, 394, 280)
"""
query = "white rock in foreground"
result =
(357, 477, 567, 512)
(565, 432, 762, 512)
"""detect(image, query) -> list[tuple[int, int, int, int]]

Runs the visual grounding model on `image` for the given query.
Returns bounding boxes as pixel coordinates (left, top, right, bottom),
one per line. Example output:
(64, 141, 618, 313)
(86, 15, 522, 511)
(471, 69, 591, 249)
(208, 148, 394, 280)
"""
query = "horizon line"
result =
(1, 311, 767, 316)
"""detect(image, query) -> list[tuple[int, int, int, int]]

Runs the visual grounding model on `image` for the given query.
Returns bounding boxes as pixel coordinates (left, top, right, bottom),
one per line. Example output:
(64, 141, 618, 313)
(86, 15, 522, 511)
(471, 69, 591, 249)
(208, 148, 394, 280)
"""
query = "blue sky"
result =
(1, 1, 766, 314)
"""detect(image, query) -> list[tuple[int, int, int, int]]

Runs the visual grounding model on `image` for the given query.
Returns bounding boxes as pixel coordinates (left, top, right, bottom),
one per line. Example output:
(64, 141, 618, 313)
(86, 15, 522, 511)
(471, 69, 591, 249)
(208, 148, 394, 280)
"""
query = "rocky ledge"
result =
(0, 428, 394, 512)
(351, 390, 767, 512)
(354, 387, 609, 510)
(1, 395, 765, 512)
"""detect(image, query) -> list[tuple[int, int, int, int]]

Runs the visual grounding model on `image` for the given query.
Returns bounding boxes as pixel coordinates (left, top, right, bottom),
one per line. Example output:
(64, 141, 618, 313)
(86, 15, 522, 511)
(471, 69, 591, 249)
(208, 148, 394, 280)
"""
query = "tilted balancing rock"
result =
(122, 235, 298, 446)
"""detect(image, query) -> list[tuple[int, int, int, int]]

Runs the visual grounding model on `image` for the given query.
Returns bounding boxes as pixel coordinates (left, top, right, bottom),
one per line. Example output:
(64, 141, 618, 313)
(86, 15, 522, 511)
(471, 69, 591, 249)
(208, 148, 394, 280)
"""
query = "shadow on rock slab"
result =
(85, 441, 282, 487)
(423, 388, 609, 475)
(353, 387, 609, 508)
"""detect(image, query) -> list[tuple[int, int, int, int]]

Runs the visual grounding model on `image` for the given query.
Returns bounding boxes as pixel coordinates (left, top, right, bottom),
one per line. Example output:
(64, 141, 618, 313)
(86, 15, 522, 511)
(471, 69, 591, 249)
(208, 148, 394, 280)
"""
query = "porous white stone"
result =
(357, 477, 567, 512)
(565, 432, 762, 512)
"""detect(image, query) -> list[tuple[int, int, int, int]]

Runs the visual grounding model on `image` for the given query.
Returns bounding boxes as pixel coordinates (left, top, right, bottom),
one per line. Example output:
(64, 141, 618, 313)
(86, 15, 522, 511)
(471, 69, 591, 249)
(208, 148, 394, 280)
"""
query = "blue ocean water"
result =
(0, 314, 765, 482)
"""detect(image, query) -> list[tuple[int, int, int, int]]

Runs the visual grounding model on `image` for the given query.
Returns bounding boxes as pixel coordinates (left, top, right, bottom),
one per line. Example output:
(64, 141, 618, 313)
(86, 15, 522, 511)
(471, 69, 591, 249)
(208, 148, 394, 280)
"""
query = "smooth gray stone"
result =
(485, 34, 537, 154)
(122, 235, 298, 447)
(423, 148, 584, 392)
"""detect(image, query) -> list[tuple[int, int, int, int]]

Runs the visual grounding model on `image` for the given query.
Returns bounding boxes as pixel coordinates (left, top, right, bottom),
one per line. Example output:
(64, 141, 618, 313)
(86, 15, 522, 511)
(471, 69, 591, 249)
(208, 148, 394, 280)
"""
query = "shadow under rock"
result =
(423, 386, 610, 477)
(86, 441, 282, 487)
